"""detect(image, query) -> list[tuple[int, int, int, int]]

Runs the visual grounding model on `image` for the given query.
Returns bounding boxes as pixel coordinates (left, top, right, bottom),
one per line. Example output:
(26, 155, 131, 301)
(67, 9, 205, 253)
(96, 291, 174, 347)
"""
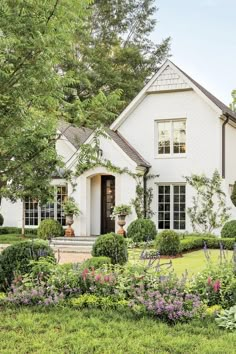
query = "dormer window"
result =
(156, 119, 186, 157)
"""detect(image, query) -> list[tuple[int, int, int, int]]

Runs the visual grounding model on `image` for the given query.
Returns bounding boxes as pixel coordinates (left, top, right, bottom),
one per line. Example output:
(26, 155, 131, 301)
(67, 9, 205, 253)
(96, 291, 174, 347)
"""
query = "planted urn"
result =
(62, 197, 80, 237)
(111, 204, 132, 236)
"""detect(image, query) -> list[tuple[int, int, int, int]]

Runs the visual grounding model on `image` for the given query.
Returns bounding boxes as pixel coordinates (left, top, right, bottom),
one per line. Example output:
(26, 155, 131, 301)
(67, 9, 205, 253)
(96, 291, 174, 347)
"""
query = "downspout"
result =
(143, 167, 150, 218)
(222, 114, 229, 179)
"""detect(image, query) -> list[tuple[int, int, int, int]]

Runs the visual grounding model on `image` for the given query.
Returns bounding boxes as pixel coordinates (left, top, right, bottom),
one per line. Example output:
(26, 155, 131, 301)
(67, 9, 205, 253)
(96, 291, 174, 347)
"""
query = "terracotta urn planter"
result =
(65, 214, 75, 237)
(117, 214, 127, 236)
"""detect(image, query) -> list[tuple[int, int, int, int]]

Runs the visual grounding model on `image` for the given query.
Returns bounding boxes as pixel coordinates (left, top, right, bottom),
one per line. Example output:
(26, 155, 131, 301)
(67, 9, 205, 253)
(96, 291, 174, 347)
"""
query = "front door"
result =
(101, 176, 115, 234)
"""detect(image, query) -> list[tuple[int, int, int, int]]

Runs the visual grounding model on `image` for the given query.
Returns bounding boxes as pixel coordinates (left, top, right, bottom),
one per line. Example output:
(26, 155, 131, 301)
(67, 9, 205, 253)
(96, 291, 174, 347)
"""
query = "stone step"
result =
(52, 245, 92, 253)
(53, 237, 98, 242)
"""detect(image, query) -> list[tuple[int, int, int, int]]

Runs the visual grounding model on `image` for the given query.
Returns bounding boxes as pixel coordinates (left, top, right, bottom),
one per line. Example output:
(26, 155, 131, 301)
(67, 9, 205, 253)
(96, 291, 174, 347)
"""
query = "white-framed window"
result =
(25, 185, 68, 226)
(156, 119, 186, 156)
(157, 184, 186, 230)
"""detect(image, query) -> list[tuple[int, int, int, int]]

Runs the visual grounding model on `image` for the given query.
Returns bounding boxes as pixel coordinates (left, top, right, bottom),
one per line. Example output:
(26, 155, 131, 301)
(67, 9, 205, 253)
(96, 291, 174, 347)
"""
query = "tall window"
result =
(157, 119, 186, 156)
(25, 186, 68, 226)
(158, 184, 186, 230)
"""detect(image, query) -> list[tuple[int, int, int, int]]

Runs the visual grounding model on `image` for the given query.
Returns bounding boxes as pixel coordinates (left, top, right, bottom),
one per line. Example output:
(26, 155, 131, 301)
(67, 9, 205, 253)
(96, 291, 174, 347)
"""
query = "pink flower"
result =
(207, 277, 212, 285)
(82, 268, 89, 281)
(213, 280, 221, 293)
(104, 275, 110, 283)
(95, 274, 101, 282)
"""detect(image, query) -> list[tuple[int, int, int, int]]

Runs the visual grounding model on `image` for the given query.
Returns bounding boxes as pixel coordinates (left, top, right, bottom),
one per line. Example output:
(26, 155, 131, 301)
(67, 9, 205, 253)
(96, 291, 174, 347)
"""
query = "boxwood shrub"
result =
(37, 219, 64, 240)
(126, 219, 157, 242)
(80, 256, 111, 271)
(0, 240, 55, 289)
(0, 227, 37, 236)
(180, 236, 235, 252)
(92, 233, 128, 265)
(156, 230, 180, 256)
(221, 220, 236, 238)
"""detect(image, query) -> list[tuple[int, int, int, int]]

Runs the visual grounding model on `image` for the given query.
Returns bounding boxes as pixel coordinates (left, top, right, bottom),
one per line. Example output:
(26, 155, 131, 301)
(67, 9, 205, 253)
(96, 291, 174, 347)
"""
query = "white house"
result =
(2, 60, 236, 235)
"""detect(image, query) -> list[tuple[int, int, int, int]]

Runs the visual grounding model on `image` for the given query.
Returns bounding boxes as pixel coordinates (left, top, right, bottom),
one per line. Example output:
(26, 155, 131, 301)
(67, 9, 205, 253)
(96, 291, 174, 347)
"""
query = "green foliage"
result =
(63, 0, 170, 120)
(92, 233, 128, 265)
(62, 197, 80, 216)
(0, 240, 55, 288)
(37, 220, 64, 240)
(185, 170, 230, 233)
(80, 257, 111, 271)
(127, 219, 157, 242)
(0, 227, 37, 235)
(0, 214, 3, 226)
(131, 175, 157, 219)
(180, 236, 235, 252)
(70, 294, 128, 310)
(230, 182, 236, 206)
(221, 220, 236, 238)
(216, 305, 236, 330)
(189, 263, 236, 308)
(156, 230, 180, 256)
(111, 204, 132, 217)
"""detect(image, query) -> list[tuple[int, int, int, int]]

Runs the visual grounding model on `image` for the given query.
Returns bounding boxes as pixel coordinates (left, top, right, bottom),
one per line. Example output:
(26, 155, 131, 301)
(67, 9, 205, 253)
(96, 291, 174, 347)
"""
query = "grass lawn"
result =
(129, 248, 234, 277)
(0, 307, 235, 354)
(0, 234, 37, 244)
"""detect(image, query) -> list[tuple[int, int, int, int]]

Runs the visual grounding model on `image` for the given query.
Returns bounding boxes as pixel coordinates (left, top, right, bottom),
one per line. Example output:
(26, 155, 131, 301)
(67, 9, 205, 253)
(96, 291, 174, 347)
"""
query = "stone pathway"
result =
(0, 244, 92, 265)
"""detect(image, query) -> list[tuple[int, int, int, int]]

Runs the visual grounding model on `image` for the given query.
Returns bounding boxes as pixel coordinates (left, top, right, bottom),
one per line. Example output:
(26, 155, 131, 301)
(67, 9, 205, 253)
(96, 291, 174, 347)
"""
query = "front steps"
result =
(49, 236, 98, 253)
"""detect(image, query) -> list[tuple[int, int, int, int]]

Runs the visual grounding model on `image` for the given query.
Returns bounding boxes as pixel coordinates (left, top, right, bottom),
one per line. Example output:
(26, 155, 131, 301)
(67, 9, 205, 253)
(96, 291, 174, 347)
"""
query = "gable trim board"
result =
(110, 59, 236, 130)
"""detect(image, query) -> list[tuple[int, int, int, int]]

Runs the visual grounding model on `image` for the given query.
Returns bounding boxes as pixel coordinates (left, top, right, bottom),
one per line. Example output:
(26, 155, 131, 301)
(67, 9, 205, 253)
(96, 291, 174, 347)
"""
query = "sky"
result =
(152, 0, 236, 106)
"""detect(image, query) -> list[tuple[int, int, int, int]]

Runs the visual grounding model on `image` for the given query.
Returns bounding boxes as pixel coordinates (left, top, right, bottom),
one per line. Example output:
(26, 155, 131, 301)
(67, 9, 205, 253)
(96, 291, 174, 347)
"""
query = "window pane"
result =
(56, 185, 68, 226)
(173, 121, 186, 154)
(24, 198, 39, 226)
(158, 122, 171, 154)
(173, 185, 186, 230)
(158, 185, 171, 229)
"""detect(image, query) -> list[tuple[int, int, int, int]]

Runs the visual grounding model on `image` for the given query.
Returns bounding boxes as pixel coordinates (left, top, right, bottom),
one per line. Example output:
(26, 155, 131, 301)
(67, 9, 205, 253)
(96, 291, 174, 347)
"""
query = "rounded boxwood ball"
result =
(92, 233, 128, 265)
(127, 218, 157, 242)
(221, 220, 236, 238)
(37, 219, 64, 240)
(156, 230, 180, 256)
(0, 240, 55, 288)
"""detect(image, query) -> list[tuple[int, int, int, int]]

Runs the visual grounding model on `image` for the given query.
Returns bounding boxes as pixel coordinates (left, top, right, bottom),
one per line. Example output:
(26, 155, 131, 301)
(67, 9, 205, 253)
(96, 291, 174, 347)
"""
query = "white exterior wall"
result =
(118, 90, 227, 231)
(1, 199, 23, 227)
(225, 122, 236, 186)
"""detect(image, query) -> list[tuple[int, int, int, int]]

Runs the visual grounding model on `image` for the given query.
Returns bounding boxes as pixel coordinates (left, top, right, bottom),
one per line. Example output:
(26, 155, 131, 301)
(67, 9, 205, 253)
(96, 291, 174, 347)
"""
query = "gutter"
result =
(222, 114, 229, 179)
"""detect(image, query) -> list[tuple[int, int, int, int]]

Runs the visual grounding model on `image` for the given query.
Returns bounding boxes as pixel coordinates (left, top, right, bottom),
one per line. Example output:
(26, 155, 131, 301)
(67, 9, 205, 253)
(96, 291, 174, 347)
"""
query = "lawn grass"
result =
(0, 234, 38, 244)
(0, 307, 235, 354)
(129, 248, 234, 277)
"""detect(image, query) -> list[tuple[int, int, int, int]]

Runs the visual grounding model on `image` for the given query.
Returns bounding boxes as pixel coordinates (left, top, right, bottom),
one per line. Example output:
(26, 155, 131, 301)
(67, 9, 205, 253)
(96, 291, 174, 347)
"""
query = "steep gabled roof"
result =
(58, 121, 150, 168)
(58, 121, 93, 148)
(110, 59, 236, 130)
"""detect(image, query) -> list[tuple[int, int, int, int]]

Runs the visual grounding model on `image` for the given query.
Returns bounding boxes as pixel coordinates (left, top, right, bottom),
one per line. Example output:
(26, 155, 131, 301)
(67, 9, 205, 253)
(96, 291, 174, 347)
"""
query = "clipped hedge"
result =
(180, 236, 235, 252)
(37, 219, 64, 240)
(221, 220, 236, 238)
(0, 240, 55, 289)
(92, 233, 128, 265)
(127, 219, 157, 242)
(0, 227, 37, 236)
(80, 256, 111, 271)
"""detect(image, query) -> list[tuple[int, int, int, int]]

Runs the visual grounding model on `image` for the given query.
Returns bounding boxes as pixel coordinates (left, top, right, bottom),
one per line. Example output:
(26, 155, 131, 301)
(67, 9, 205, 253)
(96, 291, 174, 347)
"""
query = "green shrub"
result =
(0, 240, 55, 289)
(127, 219, 157, 242)
(180, 236, 235, 252)
(221, 220, 236, 238)
(37, 219, 63, 240)
(156, 230, 180, 256)
(0, 227, 37, 236)
(80, 256, 111, 271)
(0, 214, 4, 226)
(92, 233, 128, 265)
(70, 294, 128, 310)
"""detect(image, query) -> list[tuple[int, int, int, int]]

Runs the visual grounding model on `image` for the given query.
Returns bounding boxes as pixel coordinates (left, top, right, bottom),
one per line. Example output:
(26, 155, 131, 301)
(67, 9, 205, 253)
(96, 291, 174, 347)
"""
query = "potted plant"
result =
(62, 197, 80, 237)
(111, 204, 132, 236)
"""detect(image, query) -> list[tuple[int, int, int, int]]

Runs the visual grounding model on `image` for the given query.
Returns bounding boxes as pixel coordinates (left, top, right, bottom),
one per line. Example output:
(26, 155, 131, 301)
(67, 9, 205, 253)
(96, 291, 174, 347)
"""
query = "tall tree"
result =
(0, 0, 122, 202)
(63, 0, 171, 118)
